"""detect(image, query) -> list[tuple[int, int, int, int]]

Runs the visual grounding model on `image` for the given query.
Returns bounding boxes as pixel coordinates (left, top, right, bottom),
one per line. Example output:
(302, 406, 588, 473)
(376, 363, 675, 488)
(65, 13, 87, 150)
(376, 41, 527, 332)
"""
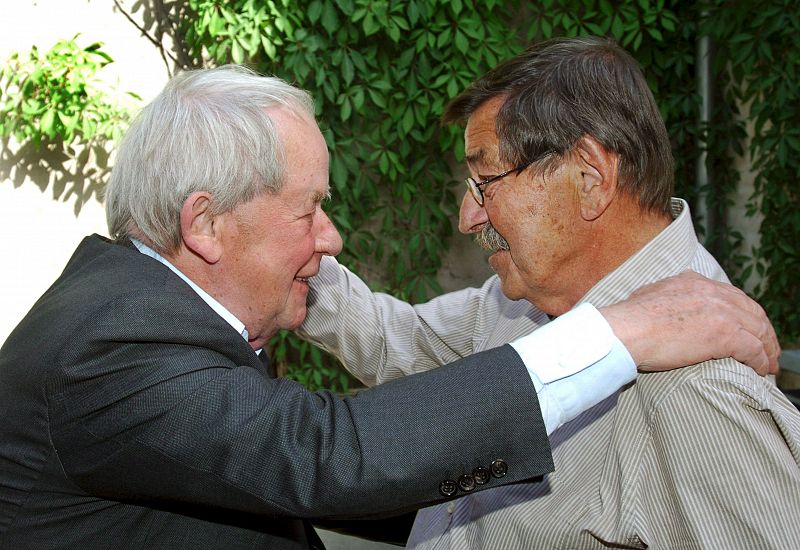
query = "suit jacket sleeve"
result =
(48, 287, 554, 520)
(298, 255, 547, 386)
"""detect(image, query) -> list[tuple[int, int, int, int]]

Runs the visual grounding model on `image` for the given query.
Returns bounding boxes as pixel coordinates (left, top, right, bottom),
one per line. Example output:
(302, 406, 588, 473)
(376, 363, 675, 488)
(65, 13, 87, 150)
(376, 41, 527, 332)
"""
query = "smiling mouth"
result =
(295, 277, 310, 283)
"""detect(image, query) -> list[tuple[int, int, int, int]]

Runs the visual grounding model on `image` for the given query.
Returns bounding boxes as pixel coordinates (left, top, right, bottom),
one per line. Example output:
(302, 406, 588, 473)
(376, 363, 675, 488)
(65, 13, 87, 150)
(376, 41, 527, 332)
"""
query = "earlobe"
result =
(577, 135, 619, 221)
(180, 191, 223, 264)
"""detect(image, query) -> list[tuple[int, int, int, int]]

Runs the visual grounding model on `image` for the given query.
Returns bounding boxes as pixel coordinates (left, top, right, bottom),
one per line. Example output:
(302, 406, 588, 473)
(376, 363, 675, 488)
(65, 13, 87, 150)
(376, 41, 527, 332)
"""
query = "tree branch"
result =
(112, 0, 179, 74)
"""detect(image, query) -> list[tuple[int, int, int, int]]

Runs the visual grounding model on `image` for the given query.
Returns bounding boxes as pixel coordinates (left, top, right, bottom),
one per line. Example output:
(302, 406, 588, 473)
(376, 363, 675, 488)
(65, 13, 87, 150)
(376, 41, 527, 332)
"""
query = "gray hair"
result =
(443, 36, 674, 214)
(105, 65, 315, 252)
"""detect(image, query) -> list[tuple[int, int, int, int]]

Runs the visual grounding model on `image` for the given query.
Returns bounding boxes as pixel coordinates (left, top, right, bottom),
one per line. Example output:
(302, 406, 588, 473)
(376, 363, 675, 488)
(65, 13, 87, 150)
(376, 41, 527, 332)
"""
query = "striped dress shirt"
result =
(300, 198, 800, 549)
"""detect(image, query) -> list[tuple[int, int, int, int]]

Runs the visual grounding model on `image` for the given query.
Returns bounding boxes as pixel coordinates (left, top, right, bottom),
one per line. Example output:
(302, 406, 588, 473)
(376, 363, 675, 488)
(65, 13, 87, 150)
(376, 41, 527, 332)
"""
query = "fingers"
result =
(665, 272, 779, 371)
(712, 283, 780, 375)
(752, 301, 780, 374)
(723, 329, 771, 377)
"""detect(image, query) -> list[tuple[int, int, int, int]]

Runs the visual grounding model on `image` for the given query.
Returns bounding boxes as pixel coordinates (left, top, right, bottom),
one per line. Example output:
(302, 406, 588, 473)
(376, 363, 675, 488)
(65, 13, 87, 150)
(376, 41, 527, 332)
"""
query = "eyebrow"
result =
(465, 149, 487, 166)
(312, 189, 332, 203)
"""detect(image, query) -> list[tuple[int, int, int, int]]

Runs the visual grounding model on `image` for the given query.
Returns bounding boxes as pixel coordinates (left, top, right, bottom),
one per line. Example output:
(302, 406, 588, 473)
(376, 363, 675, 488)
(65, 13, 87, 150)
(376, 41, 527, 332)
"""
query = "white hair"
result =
(105, 65, 315, 252)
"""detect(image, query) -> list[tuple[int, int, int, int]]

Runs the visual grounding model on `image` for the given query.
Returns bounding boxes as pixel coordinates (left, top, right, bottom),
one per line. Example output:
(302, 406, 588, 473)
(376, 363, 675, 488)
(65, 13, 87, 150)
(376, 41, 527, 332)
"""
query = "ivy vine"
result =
(0, 36, 137, 209)
(2, 0, 797, 390)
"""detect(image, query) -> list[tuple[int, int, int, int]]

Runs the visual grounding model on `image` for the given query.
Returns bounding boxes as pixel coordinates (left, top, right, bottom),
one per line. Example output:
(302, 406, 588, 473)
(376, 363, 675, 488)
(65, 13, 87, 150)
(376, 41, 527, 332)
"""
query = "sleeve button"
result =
(490, 459, 508, 478)
(472, 466, 490, 485)
(439, 479, 458, 497)
(457, 474, 476, 492)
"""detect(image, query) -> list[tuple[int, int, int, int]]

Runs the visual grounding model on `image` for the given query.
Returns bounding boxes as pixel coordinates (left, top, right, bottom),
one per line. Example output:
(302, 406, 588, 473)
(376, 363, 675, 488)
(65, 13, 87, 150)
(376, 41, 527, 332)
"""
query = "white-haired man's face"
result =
(216, 109, 343, 349)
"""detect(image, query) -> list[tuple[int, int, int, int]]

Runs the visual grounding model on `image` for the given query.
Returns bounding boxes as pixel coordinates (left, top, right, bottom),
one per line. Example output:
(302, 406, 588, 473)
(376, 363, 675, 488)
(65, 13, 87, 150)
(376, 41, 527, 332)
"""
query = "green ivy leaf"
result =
(341, 53, 354, 84)
(340, 96, 352, 121)
(648, 27, 663, 41)
(455, 30, 468, 54)
(611, 15, 624, 39)
(231, 39, 245, 63)
(261, 36, 277, 59)
(321, 1, 340, 35)
(401, 106, 414, 134)
(363, 13, 379, 35)
(40, 108, 56, 138)
(308, 0, 323, 23)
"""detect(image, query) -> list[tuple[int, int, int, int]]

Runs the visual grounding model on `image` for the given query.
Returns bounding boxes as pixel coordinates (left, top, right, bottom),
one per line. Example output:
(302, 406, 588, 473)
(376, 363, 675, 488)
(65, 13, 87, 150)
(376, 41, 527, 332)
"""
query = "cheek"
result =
(281, 229, 316, 267)
(294, 240, 316, 267)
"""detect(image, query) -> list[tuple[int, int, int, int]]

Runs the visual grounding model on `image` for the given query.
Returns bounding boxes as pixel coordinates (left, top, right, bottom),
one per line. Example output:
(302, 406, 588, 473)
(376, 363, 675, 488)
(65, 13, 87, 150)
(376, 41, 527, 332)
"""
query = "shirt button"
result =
(457, 474, 476, 492)
(490, 459, 508, 478)
(439, 479, 458, 497)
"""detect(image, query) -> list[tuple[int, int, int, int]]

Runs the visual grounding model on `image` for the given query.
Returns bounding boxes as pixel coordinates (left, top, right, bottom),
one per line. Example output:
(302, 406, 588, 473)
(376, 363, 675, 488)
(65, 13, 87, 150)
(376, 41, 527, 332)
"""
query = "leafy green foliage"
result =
(702, 0, 800, 342)
(3, 1, 797, 391)
(270, 330, 356, 391)
(0, 37, 137, 210)
(0, 36, 134, 147)
(182, 0, 797, 356)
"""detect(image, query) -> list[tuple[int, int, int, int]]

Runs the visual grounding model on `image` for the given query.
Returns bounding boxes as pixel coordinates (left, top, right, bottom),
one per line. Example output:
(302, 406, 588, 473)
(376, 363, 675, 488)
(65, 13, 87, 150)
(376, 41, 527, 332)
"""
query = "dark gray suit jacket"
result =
(0, 235, 553, 548)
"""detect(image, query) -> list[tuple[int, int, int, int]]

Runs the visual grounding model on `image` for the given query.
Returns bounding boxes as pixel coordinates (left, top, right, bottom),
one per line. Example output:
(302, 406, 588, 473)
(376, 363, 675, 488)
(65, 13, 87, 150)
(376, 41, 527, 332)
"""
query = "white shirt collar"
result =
(130, 238, 250, 344)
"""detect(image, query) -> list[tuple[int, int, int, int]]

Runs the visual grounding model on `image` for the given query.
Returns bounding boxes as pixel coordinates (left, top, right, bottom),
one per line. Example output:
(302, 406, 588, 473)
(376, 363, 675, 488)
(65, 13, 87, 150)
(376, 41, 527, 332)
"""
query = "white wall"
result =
(0, 0, 168, 344)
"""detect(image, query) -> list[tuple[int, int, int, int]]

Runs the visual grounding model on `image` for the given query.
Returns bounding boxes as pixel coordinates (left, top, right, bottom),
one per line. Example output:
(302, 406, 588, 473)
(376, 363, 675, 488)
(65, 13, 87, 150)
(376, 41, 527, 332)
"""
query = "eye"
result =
(308, 203, 325, 219)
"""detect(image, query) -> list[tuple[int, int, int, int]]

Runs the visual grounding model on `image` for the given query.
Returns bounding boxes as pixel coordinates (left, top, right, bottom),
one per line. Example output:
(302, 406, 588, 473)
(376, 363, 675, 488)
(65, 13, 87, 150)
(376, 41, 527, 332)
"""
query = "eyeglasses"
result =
(465, 160, 533, 206)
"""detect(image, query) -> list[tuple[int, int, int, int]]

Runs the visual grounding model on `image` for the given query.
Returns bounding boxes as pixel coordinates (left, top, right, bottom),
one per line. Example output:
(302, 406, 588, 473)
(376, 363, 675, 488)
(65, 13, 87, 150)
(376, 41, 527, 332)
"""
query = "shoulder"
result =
(54, 236, 204, 335)
(12, 235, 241, 368)
(632, 359, 792, 424)
(60, 235, 184, 295)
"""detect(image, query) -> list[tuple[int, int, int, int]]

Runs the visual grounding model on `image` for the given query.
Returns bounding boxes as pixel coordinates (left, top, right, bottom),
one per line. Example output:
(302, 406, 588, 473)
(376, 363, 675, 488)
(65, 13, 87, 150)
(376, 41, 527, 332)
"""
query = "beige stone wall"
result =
(729, 114, 763, 294)
(0, 0, 168, 344)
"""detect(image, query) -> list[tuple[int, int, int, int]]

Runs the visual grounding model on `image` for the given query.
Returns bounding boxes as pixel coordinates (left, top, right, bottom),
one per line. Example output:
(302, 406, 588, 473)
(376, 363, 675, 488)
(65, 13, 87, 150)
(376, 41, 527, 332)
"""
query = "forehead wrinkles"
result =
(465, 98, 504, 168)
(465, 148, 490, 168)
(465, 129, 501, 172)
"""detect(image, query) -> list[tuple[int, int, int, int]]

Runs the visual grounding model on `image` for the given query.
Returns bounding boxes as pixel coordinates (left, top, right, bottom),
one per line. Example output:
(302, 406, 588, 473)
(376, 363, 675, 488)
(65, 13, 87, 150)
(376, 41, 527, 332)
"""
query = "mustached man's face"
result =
(459, 97, 586, 315)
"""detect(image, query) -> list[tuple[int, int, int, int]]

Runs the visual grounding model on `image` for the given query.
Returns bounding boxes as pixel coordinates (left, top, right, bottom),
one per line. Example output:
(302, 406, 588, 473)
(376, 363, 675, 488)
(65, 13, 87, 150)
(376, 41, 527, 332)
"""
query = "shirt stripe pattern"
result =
(301, 198, 800, 549)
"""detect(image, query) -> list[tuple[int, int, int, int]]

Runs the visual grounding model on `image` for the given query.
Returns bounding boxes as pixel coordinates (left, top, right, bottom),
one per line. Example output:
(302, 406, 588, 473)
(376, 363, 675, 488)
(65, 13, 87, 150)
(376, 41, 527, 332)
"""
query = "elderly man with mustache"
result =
(300, 36, 800, 548)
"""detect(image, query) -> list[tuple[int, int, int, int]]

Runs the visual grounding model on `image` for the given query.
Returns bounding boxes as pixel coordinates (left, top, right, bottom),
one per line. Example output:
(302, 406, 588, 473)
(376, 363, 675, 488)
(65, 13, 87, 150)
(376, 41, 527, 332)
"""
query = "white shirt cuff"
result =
(510, 303, 636, 435)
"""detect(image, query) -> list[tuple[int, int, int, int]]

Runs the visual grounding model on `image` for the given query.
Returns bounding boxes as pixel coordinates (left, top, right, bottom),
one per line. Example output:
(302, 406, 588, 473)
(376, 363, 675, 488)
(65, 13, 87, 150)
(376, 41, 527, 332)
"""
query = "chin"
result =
(279, 306, 308, 331)
(499, 284, 525, 302)
(496, 272, 528, 302)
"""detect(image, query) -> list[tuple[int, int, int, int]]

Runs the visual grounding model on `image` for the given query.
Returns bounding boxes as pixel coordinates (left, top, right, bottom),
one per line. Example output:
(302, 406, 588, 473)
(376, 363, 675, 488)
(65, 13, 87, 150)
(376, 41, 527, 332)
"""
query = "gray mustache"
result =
(476, 223, 510, 252)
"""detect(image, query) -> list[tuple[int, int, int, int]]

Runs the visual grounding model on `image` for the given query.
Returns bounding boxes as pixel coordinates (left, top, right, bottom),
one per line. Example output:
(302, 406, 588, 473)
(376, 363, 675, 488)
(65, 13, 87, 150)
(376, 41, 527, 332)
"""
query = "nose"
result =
(316, 208, 343, 256)
(458, 189, 489, 234)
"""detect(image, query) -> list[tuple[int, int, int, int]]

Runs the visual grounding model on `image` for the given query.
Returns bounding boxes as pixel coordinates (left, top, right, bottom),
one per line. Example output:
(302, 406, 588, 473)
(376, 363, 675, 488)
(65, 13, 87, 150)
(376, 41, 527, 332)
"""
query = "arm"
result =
(641, 363, 800, 546)
(299, 255, 544, 385)
(50, 293, 552, 520)
(303, 260, 779, 382)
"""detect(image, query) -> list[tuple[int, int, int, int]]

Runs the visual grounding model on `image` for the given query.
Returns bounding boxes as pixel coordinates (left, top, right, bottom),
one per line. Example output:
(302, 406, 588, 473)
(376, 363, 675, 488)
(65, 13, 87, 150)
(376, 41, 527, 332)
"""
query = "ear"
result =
(180, 191, 224, 264)
(575, 135, 620, 221)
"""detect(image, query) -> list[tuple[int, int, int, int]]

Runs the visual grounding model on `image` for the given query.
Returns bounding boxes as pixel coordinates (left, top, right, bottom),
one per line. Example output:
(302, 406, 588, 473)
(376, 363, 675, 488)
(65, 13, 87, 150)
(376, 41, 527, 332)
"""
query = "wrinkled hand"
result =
(600, 271, 779, 375)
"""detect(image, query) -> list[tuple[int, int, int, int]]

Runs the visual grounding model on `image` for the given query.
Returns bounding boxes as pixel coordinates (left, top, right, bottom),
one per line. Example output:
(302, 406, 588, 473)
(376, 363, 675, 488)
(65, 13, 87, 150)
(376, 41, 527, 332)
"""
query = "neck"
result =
(538, 197, 671, 316)
(166, 247, 262, 350)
